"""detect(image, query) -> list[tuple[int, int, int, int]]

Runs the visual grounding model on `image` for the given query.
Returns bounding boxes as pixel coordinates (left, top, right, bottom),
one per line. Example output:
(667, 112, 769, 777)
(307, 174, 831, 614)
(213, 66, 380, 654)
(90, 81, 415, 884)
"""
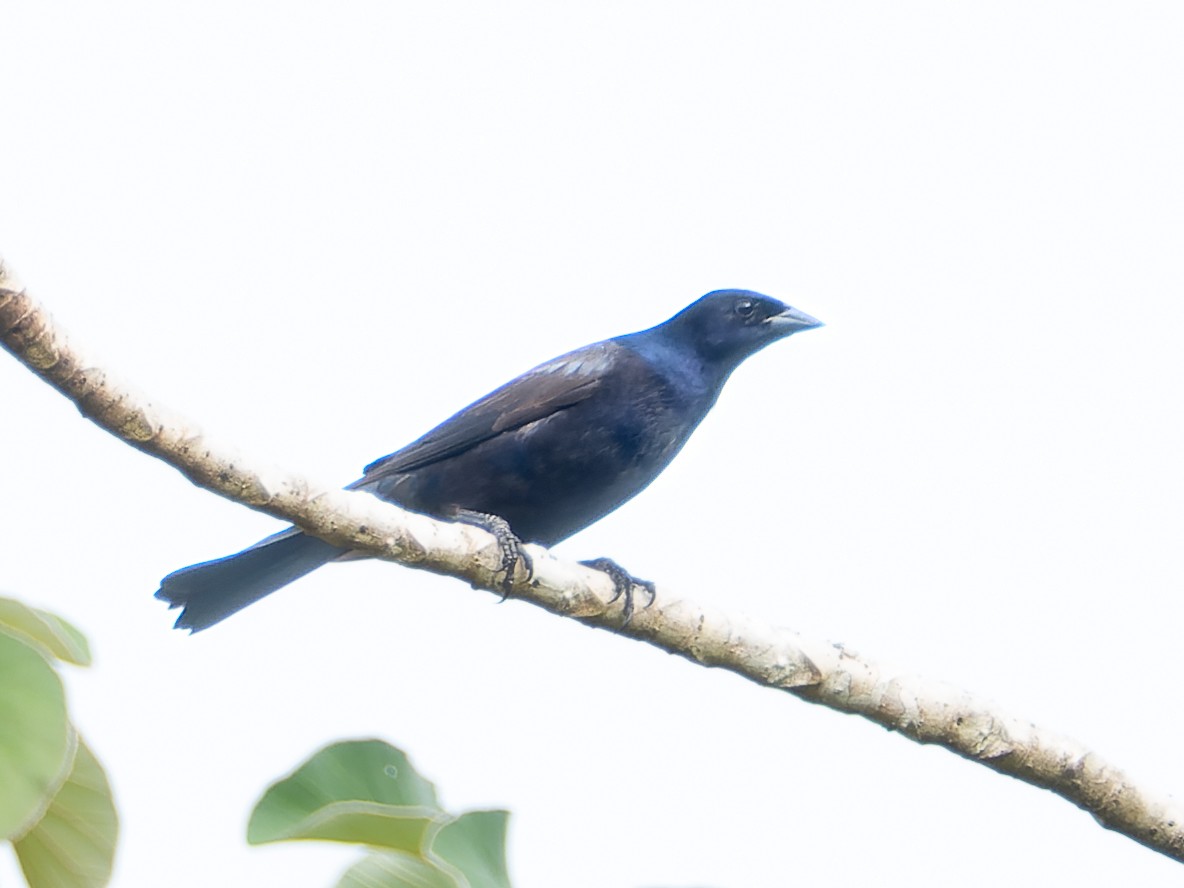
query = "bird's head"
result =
(665, 289, 823, 369)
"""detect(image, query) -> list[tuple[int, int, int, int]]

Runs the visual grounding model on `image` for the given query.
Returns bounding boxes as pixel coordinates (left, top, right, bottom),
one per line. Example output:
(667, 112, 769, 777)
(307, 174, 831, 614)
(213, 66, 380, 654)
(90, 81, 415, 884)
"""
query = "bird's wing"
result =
(357, 341, 619, 481)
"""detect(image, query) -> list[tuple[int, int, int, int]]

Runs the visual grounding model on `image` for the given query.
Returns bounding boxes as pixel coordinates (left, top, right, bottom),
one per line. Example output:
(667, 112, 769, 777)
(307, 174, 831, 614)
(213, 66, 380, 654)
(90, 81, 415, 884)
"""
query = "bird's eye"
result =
(734, 298, 756, 318)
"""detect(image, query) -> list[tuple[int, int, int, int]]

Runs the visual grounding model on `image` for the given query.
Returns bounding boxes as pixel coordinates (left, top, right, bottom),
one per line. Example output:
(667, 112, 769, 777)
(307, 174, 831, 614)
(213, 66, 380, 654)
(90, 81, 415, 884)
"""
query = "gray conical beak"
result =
(766, 305, 824, 333)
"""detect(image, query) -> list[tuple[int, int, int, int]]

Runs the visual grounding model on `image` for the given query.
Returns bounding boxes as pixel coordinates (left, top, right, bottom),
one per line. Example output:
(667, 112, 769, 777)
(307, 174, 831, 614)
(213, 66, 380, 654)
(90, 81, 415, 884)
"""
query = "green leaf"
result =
(430, 811, 512, 888)
(254, 741, 513, 887)
(0, 630, 73, 839)
(14, 736, 119, 888)
(249, 739, 443, 849)
(0, 597, 91, 666)
(254, 799, 450, 850)
(336, 851, 458, 888)
(333, 813, 512, 888)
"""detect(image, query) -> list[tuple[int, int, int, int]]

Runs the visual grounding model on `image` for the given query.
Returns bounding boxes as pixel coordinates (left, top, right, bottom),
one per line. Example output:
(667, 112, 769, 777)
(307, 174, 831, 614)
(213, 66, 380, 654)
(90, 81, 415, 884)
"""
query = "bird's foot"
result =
(456, 509, 533, 598)
(580, 557, 656, 626)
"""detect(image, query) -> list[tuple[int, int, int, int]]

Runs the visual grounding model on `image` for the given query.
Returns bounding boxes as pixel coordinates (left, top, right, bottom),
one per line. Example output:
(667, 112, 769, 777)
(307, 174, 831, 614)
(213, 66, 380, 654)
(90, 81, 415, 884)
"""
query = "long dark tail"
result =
(156, 528, 344, 632)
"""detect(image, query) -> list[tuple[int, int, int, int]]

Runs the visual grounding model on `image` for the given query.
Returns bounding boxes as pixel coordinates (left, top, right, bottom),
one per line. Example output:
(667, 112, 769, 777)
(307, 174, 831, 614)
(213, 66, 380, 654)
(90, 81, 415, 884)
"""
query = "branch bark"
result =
(2, 257, 1181, 863)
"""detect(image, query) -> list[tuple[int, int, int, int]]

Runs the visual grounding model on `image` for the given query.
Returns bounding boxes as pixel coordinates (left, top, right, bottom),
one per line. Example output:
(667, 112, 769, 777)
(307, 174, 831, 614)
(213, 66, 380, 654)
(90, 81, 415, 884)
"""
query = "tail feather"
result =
(156, 528, 344, 632)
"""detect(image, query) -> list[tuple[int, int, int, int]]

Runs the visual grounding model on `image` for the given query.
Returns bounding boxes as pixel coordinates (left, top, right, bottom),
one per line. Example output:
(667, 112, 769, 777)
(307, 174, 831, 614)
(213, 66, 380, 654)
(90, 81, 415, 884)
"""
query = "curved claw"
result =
(455, 509, 532, 597)
(579, 557, 656, 626)
(502, 542, 533, 599)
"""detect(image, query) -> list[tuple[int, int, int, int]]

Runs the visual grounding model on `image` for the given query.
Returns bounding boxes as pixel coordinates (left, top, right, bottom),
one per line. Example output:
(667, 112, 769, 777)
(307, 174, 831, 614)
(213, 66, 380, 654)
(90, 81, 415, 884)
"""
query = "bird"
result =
(156, 289, 822, 631)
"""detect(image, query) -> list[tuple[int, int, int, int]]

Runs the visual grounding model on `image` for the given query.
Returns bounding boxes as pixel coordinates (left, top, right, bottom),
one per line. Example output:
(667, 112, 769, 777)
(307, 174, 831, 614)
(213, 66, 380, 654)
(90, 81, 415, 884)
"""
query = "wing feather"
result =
(357, 342, 618, 482)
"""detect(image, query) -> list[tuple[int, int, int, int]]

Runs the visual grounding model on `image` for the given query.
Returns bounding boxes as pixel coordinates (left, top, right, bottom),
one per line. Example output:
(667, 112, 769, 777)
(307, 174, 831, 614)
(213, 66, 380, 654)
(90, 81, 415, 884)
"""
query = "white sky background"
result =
(3, 2, 1184, 886)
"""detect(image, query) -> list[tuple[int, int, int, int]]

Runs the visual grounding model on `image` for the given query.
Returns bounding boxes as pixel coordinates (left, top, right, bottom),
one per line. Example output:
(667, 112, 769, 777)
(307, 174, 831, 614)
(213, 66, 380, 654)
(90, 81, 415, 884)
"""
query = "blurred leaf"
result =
(253, 741, 512, 885)
(0, 597, 91, 666)
(253, 800, 449, 851)
(336, 850, 457, 888)
(249, 739, 442, 849)
(332, 813, 511, 888)
(14, 736, 118, 888)
(0, 630, 73, 838)
(430, 811, 511, 888)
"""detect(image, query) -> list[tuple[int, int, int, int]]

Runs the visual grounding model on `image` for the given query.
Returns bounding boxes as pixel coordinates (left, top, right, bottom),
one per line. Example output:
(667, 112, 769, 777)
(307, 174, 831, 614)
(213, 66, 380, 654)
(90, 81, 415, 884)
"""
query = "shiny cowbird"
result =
(156, 289, 822, 631)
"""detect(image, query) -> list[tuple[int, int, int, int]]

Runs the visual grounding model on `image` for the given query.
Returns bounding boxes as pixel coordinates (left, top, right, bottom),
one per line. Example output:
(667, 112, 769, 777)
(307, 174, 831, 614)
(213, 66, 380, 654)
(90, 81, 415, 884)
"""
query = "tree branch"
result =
(2, 257, 1181, 863)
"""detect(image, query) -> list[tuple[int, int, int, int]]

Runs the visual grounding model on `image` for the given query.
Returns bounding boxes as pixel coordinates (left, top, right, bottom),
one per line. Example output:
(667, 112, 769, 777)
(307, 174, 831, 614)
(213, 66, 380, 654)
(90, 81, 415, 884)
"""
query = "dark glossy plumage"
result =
(157, 289, 822, 631)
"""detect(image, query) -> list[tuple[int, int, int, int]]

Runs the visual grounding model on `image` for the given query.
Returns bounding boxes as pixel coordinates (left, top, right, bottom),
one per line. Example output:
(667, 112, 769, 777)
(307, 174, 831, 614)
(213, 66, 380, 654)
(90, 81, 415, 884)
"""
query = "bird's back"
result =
(358, 336, 719, 545)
